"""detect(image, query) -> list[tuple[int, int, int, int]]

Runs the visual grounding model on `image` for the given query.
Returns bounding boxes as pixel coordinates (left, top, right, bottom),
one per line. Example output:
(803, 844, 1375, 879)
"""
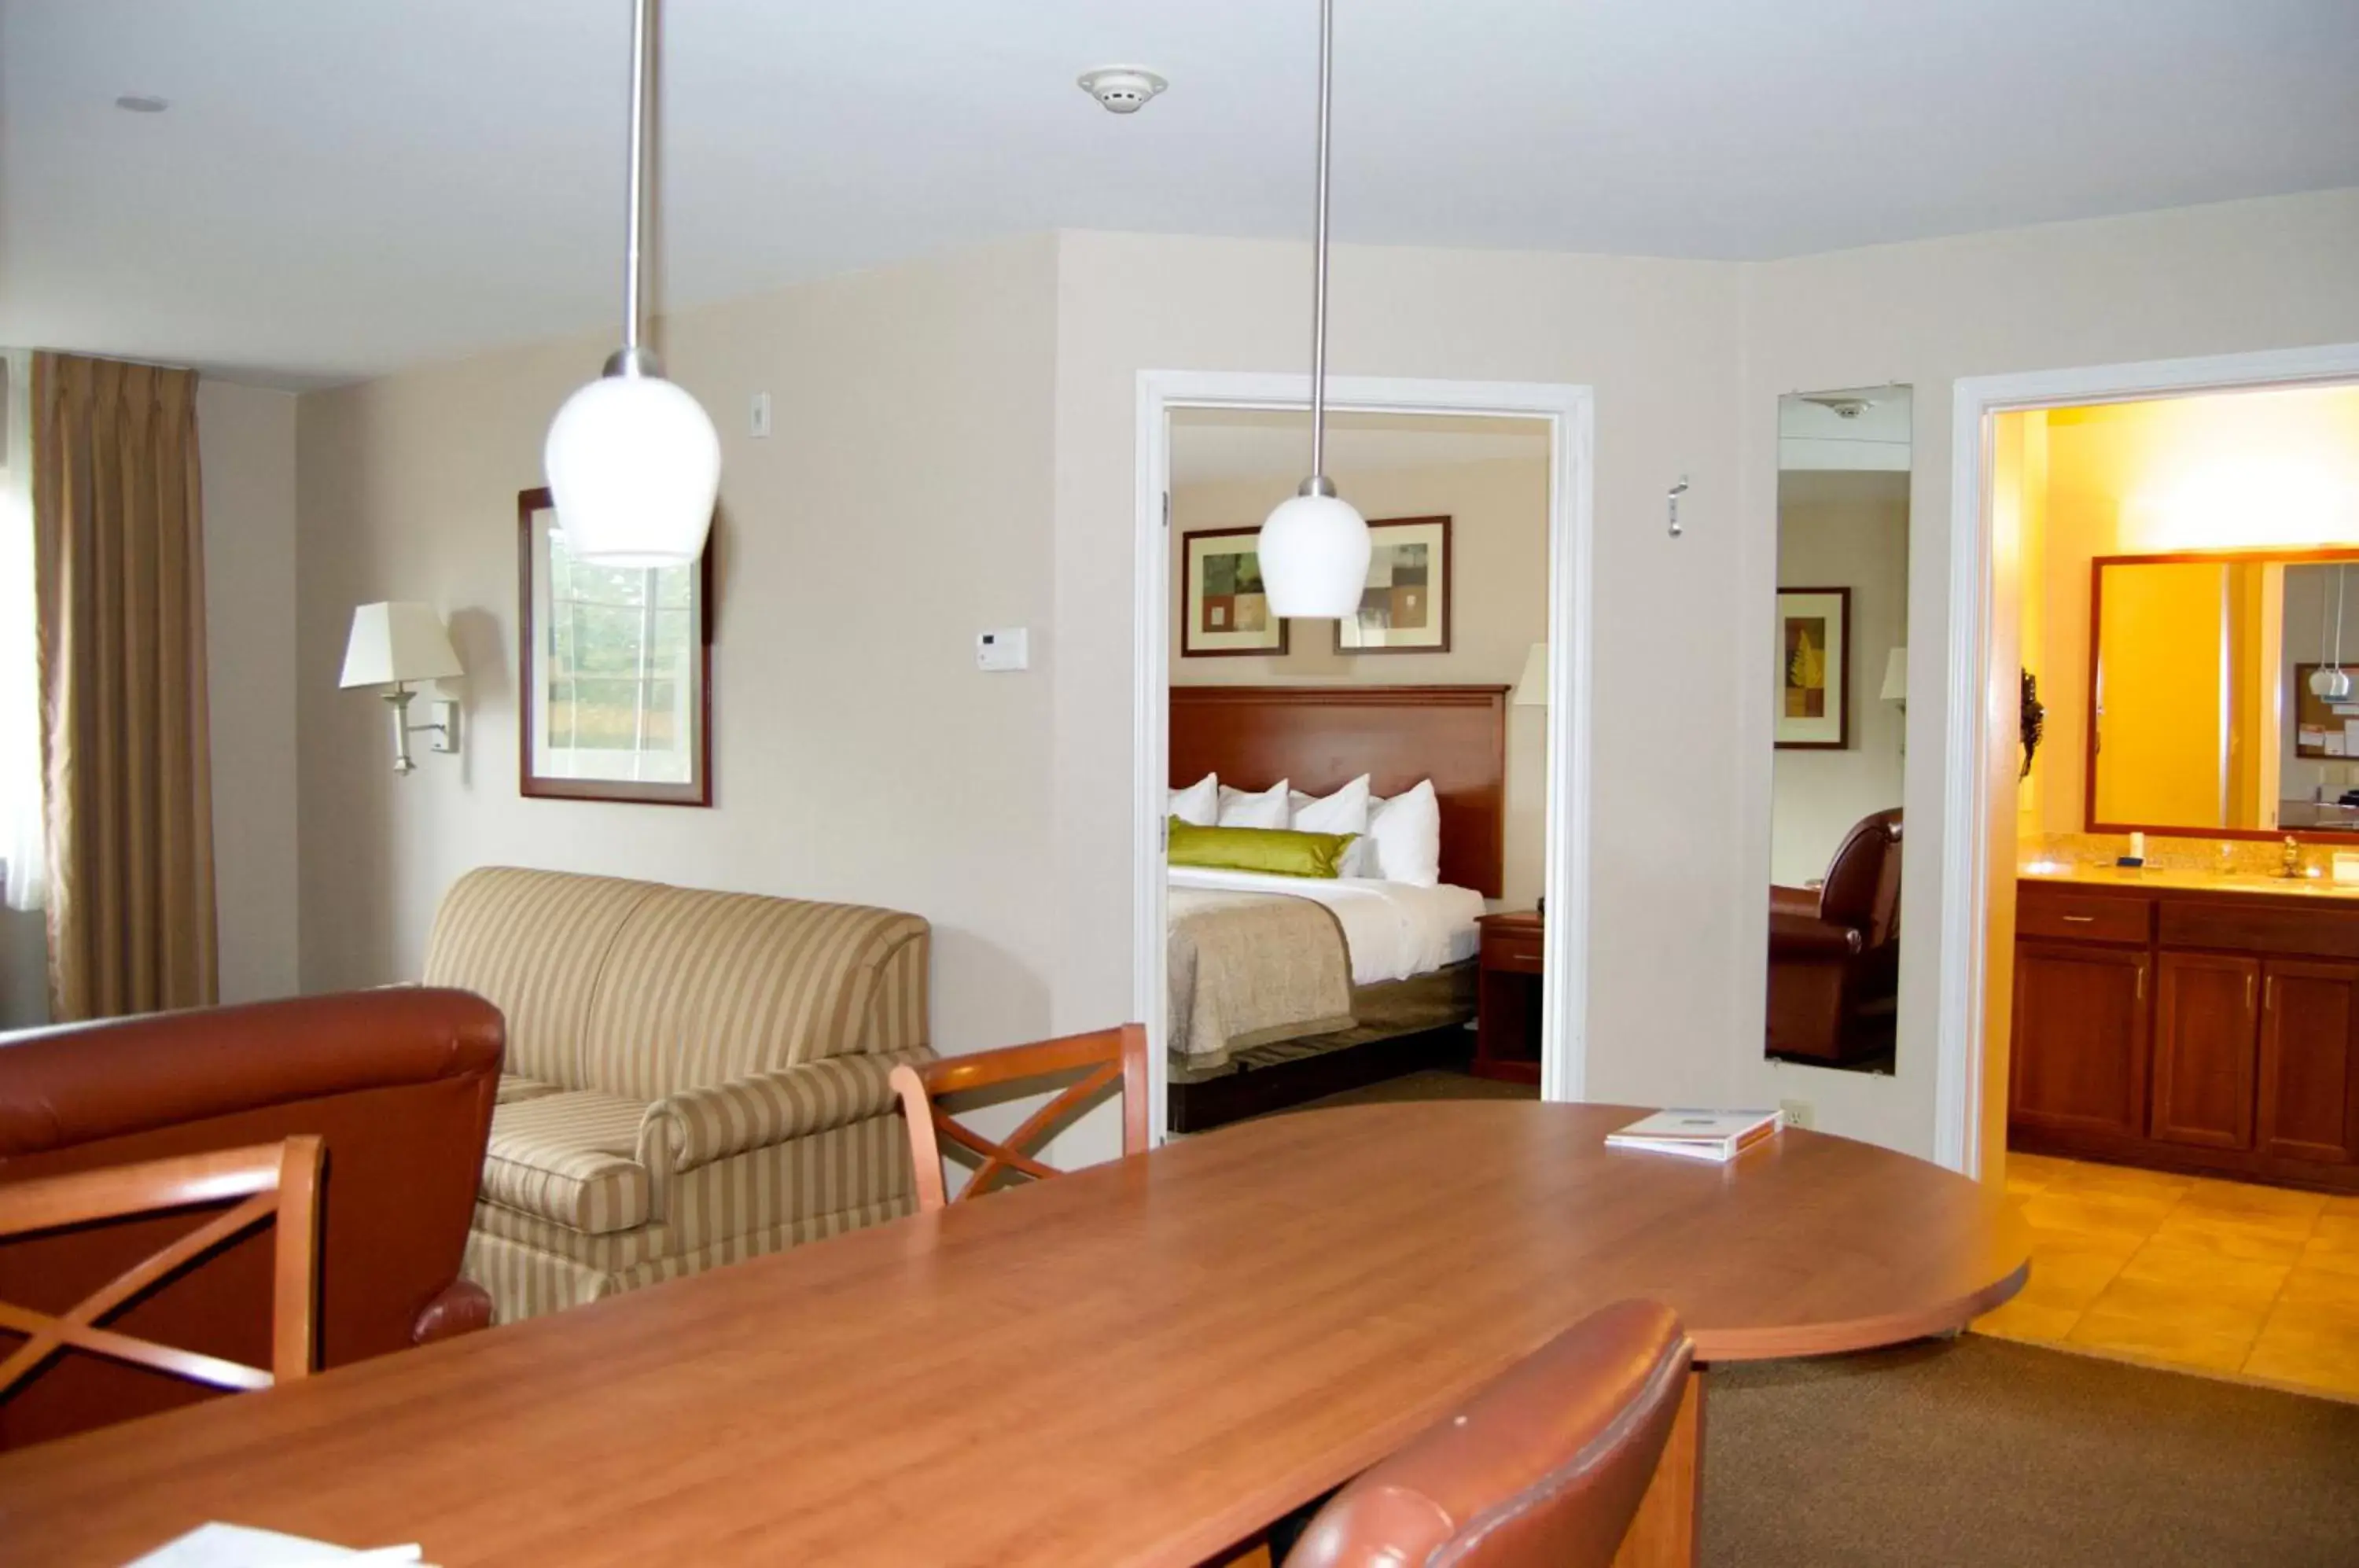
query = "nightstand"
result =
(1473, 910, 1544, 1084)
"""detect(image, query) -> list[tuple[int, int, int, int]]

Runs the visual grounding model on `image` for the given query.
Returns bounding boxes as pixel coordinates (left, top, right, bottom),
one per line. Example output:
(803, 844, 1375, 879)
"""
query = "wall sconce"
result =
(1879, 646, 1908, 712)
(1511, 642, 1549, 710)
(340, 602, 462, 774)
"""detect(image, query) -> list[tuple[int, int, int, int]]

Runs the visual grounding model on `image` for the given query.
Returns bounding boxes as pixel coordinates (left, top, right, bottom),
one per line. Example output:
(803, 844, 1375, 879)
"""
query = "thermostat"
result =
(976, 628, 1029, 672)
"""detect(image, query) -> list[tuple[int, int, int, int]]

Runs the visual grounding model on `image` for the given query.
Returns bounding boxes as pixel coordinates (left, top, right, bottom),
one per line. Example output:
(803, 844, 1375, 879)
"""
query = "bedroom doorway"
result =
(1133, 374, 1595, 1141)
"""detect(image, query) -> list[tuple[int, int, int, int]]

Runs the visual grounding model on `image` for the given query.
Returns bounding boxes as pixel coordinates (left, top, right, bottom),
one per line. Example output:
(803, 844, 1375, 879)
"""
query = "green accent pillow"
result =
(1168, 817, 1359, 879)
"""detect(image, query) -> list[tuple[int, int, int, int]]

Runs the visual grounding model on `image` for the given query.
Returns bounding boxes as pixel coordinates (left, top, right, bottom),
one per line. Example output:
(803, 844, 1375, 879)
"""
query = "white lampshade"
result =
(543, 374, 721, 568)
(340, 602, 462, 689)
(1259, 491, 1371, 619)
(1511, 642, 1549, 707)
(1880, 646, 1908, 702)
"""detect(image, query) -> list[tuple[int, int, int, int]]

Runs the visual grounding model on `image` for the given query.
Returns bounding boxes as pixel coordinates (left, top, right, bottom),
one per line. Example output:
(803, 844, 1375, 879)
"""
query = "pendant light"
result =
(2313, 565, 2352, 701)
(543, 0, 721, 568)
(1257, 0, 1371, 619)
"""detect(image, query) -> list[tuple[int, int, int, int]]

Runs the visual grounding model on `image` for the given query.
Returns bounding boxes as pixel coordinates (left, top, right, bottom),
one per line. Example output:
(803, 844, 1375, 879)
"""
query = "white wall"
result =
(276, 187, 2359, 1172)
(294, 235, 1062, 1059)
(1769, 469, 1910, 885)
(1736, 187, 2359, 1163)
(1171, 454, 1551, 907)
(1051, 231, 1750, 1113)
(198, 378, 300, 1004)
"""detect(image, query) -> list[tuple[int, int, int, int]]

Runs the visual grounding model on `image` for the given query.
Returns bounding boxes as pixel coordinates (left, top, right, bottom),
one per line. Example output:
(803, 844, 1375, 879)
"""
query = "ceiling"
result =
(1172, 409, 1549, 485)
(4, 0, 2354, 389)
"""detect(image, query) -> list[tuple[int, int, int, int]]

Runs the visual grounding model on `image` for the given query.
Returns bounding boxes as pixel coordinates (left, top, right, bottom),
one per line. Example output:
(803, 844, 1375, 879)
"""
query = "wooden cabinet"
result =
(2011, 941, 2150, 1139)
(2151, 952, 2258, 1150)
(1472, 911, 1544, 1086)
(2258, 959, 2359, 1165)
(2011, 879, 2359, 1191)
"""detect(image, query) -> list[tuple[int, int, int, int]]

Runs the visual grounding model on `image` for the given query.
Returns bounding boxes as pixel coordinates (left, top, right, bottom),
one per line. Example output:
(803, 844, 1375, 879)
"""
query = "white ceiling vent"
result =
(1076, 67, 1167, 115)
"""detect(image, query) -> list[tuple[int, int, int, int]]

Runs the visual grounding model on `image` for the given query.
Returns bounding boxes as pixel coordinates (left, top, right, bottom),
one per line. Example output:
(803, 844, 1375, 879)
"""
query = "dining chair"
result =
(1282, 1299, 1693, 1568)
(889, 1023, 1150, 1211)
(0, 1136, 325, 1414)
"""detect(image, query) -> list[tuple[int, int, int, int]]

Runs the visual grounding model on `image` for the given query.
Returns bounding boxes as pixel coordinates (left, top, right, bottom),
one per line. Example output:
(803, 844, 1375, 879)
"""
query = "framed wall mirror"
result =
(2088, 548, 2359, 839)
(516, 486, 714, 806)
(1765, 385, 1912, 1073)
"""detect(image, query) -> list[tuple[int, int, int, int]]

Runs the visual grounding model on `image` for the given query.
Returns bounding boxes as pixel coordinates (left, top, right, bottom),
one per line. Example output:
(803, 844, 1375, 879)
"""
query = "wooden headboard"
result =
(1169, 684, 1510, 896)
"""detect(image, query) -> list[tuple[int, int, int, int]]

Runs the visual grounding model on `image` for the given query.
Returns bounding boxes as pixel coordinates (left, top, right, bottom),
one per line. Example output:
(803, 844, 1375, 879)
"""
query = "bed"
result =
(1166, 683, 1508, 1129)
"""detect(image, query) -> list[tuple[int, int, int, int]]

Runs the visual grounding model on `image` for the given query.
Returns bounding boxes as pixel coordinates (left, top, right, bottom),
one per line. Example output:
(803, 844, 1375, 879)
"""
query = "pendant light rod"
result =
(614, 0, 654, 376)
(1304, 0, 1335, 492)
(2321, 563, 2340, 664)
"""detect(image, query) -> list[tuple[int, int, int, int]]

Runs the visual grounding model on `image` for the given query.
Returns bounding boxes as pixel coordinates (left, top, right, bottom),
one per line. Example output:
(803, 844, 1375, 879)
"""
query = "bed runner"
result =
(1167, 888, 1354, 1070)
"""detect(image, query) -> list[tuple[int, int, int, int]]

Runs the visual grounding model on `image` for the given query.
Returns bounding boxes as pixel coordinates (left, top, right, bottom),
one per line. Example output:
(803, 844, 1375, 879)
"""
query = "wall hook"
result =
(1667, 477, 1690, 537)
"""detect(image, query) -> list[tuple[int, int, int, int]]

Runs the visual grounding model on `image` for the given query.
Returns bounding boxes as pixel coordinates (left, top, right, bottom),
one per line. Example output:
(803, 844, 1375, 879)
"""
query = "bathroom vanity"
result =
(2013, 870, 2359, 1191)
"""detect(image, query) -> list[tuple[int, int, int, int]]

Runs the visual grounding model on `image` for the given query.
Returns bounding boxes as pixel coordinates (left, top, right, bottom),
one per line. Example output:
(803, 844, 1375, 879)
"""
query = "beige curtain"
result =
(31, 352, 217, 1021)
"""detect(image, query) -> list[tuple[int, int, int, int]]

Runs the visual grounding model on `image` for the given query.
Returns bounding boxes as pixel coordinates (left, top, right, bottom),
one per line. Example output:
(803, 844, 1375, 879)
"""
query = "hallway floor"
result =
(1975, 1151, 2359, 1401)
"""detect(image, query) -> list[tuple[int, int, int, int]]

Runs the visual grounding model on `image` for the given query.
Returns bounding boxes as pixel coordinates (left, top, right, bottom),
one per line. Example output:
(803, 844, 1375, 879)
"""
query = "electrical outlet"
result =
(1778, 1098, 1814, 1131)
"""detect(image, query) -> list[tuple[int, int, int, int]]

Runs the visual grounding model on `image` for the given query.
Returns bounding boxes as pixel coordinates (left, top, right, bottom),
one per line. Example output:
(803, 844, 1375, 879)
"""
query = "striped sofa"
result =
(424, 867, 933, 1323)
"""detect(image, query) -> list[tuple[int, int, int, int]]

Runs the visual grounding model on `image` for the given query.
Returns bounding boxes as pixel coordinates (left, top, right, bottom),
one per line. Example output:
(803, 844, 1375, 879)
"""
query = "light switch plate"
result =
(976, 628, 1029, 672)
(749, 392, 772, 439)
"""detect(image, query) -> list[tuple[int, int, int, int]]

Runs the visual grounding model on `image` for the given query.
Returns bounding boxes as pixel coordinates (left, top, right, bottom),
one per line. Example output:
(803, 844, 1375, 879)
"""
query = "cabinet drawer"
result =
(2160, 901, 2359, 961)
(2019, 890, 2152, 945)
(1481, 930, 1544, 975)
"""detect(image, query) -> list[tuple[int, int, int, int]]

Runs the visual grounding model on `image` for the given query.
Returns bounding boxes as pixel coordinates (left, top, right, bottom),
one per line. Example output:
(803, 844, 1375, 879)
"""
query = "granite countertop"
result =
(2019, 861, 2359, 900)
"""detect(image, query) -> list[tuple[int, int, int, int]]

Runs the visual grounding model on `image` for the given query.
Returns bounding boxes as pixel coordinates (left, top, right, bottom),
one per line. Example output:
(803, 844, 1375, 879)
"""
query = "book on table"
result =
(1605, 1109, 1783, 1163)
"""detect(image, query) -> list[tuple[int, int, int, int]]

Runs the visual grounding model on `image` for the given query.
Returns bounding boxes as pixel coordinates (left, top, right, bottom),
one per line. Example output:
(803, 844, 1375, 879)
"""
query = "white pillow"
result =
(1168, 773, 1219, 827)
(1217, 779, 1291, 830)
(1290, 775, 1371, 837)
(1365, 779, 1442, 886)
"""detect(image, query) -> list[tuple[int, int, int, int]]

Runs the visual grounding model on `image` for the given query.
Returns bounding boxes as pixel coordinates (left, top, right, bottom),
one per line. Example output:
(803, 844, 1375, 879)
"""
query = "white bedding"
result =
(1165, 867, 1485, 987)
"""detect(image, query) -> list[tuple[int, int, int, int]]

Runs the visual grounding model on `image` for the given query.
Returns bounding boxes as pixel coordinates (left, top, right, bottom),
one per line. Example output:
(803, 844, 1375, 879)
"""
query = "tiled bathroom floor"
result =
(1975, 1150, 2359, 1401)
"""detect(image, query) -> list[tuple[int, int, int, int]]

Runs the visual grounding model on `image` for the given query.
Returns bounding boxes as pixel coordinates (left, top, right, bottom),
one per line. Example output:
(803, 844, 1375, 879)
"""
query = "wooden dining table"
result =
(0, 1101, 2026, 1568)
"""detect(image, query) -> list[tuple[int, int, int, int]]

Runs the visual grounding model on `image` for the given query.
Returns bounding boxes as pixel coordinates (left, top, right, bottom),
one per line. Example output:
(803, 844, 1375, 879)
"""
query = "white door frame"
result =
(1134, 370, 1597, 1139)
(1933, 340, 2359, 1175)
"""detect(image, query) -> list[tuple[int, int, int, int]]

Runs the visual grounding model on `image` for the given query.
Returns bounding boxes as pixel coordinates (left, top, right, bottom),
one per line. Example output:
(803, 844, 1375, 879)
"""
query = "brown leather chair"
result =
(1767, 808, 1902, 1064)
(0, 988, 502, 1448)
(1285, 1300, 1691, 1568)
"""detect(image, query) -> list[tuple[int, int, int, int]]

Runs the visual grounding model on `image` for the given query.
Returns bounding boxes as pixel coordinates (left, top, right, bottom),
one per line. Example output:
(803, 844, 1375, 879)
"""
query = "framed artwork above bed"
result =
(1337, 515, 1452, 655)
(1180, 526, 1288, 658)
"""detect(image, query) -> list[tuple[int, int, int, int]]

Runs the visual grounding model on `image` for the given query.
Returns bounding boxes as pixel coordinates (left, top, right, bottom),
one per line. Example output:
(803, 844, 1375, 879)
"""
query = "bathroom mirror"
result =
(2088, 548, 2359, 838)
(1765, 385, 1912, 1073)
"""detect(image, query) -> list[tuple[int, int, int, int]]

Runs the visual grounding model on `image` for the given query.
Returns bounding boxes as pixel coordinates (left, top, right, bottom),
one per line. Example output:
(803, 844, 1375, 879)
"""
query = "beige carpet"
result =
(1282, 1068, 1539, 1112)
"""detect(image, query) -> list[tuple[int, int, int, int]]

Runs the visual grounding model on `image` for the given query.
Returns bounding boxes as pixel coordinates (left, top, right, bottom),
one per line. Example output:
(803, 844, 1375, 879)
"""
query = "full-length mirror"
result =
(2090, 549, 2359, 837)
(1765, 386, 1912, 1072)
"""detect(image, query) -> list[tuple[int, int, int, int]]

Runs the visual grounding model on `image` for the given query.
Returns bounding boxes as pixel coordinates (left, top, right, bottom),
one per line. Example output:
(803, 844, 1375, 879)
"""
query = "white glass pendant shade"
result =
(544, 374, 721, 567)
(2313, 666, 2353, 701)
(1260, 490, 1371, 619)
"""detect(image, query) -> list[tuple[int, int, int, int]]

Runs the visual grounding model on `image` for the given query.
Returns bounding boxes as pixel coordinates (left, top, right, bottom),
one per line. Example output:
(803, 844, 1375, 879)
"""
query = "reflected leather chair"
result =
(1284, 1299, 1692, 1568)
(0, 988, 502, 1448)
(1768, 808, 1903, 1064)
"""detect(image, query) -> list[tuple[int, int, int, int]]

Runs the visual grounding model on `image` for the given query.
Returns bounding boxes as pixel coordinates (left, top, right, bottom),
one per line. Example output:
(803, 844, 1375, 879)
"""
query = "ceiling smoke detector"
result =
(1077, 66, 1167, 114)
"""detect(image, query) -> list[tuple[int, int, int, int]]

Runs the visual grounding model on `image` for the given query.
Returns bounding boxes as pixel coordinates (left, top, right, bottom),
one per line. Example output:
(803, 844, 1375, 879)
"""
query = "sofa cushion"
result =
(480, 1091, 651, 1235)
(422, 867, 660, 1087)
(579, 891, 932, 1099)
(496, 1074, 562, 1106)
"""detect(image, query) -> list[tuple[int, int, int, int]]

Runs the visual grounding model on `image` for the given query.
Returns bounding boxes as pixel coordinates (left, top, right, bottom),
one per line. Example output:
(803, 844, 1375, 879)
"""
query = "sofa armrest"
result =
(1768, 910, 1863, 961)
(410, 1279, 495, 1344)
(638, 1050, 935, 1174)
